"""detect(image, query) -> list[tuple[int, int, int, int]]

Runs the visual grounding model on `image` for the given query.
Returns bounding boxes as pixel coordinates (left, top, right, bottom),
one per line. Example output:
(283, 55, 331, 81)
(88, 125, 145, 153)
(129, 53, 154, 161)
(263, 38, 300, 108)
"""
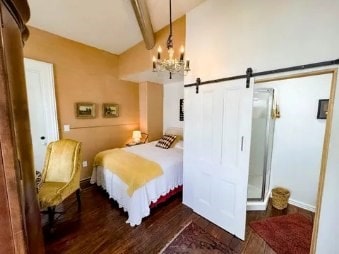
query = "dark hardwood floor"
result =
(42, 186, 314, 254)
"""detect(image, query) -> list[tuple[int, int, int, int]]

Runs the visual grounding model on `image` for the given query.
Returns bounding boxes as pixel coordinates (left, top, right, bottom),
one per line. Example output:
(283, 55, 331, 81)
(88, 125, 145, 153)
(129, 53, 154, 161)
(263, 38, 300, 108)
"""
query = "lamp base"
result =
(133, 138, 141, 144)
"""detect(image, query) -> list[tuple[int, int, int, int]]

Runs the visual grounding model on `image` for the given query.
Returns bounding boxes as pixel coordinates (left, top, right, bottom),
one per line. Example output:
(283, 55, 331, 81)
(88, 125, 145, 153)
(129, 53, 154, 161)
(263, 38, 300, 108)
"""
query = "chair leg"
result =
(47, 206, 55, 229)
(76, 189, 81, 211)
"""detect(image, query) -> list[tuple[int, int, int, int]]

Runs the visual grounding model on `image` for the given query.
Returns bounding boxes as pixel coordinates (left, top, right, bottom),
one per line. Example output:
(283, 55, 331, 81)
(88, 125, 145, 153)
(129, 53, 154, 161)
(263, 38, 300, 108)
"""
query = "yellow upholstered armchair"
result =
(38, 139, 81, 227)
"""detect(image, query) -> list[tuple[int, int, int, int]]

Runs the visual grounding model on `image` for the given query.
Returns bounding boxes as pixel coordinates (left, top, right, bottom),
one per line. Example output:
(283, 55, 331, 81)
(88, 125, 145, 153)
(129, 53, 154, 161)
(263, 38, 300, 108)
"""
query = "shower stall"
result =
(247, 88, 275, 210)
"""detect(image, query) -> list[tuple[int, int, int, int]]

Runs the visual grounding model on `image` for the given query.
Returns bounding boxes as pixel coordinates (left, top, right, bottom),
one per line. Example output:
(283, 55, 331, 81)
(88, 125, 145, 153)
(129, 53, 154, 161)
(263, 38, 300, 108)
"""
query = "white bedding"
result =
(90, 141, 183, 226)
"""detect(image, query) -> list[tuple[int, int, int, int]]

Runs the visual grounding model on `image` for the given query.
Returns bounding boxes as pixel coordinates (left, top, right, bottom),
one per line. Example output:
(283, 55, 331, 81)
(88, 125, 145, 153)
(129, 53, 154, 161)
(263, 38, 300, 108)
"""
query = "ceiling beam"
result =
(130, 0, 155, 50)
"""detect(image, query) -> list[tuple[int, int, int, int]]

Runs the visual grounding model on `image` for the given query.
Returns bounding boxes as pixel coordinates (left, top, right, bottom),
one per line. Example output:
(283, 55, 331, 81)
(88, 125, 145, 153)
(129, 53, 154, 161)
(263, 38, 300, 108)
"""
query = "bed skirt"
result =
(150, 185, 182, 208)
(90, 166, 183, 226)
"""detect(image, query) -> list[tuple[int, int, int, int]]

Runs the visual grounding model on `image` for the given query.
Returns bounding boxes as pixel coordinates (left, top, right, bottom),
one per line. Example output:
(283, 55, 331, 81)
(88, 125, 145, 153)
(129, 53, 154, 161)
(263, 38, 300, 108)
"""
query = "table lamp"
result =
(132, 130, 141, 143)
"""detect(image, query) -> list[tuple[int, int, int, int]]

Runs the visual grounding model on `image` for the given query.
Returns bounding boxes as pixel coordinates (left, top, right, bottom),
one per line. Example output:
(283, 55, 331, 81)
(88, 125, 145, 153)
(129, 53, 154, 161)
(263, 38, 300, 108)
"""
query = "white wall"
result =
(185, 0, 339, 85)
(185, 0, 339, 250)
(163, 81, 184, 132)
(258, 74, 331, 211)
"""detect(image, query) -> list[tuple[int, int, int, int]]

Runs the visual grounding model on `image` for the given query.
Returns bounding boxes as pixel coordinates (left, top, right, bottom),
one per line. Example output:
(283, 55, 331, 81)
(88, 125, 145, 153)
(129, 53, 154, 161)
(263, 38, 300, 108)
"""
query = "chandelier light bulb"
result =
(157, 46, 162, 60)
(180, 45, 184, 53)
(180, 45, 185, 61)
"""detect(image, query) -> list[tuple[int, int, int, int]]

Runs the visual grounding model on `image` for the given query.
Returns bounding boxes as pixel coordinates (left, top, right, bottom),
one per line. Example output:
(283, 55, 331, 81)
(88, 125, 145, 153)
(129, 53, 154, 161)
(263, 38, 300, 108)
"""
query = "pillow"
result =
(155, 134, 177, 149)
(169, 135, 183, 148)
(174, 140, 183, 149)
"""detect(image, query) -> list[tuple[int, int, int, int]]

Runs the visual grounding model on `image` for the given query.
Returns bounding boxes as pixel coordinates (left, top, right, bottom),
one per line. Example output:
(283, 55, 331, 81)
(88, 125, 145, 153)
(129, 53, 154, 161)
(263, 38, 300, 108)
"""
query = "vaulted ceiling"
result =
(27, 0, 205, 55)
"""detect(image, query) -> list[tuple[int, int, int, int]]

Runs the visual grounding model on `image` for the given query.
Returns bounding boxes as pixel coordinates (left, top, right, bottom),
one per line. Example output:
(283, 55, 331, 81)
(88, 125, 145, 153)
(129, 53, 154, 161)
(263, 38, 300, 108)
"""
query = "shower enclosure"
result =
(247, 88, 275, 210)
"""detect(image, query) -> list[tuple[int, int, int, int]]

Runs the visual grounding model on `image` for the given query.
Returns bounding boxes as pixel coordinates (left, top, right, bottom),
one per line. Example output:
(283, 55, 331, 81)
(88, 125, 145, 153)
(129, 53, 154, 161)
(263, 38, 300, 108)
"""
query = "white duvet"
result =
(90, 141, 183, 226)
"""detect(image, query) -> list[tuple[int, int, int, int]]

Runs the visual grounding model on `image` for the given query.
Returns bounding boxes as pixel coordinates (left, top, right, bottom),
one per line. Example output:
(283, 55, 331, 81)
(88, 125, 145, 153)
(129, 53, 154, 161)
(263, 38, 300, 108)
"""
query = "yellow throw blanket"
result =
(94, 149, 163, 196)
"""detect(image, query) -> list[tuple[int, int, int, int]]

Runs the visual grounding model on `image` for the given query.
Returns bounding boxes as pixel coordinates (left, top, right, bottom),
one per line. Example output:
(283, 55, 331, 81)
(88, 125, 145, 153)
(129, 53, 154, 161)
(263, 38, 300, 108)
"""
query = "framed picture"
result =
(179, 99, 184, 121)
(317, 99, 329, 119)
(75, 102, 96, 118)
(103, 103, 119, 118)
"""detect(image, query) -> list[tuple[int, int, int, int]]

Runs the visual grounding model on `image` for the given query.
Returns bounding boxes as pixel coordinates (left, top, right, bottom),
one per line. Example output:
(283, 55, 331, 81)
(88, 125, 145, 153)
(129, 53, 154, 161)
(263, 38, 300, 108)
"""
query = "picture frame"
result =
(317, 99, 329, 119)
(75, 102, 96, 118)
(103, 103, 119, 118)
(179, 98, 184, 121)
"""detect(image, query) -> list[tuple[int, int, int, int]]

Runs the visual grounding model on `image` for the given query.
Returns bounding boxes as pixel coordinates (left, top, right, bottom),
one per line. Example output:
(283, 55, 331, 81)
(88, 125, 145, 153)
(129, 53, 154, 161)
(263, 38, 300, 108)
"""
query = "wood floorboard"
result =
(43, 186, 314, 254)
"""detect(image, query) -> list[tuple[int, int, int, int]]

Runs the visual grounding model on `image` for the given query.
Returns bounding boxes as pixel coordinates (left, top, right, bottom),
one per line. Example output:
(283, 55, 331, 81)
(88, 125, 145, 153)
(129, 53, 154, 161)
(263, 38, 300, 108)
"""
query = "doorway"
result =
(24, 58, 59, 172)
(254, 68, 337, 253)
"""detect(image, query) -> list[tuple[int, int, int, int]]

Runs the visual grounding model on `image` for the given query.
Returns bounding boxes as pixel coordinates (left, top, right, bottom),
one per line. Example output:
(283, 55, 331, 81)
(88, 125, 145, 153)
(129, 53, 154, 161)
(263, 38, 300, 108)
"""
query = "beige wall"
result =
(139, 83, 148, 133)
(24, 27, 139, 179)
(119, 16, 186, 79)
(139, 82, 163, 141)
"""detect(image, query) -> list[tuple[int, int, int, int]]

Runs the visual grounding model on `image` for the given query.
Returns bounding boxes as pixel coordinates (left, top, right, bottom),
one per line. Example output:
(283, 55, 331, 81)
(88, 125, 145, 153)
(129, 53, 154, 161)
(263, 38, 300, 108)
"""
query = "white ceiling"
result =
(27, 0, 205, 55)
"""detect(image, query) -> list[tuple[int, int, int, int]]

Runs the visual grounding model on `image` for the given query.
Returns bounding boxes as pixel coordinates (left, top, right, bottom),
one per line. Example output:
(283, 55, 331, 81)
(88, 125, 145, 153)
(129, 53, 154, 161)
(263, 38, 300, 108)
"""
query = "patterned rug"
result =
(160, 222, 238, 254)
(250, 213, 313, 254)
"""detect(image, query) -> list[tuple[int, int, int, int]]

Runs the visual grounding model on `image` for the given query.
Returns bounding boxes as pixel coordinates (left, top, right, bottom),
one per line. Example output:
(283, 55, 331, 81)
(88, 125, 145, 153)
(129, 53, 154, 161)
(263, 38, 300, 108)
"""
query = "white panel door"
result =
(24, 58, 59, 172)
(184, 79, 253, 240)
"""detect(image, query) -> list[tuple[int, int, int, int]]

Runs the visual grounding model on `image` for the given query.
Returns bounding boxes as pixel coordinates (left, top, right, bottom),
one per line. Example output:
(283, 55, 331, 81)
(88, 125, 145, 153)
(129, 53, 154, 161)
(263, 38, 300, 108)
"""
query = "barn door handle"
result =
(241, 136, 244, 151)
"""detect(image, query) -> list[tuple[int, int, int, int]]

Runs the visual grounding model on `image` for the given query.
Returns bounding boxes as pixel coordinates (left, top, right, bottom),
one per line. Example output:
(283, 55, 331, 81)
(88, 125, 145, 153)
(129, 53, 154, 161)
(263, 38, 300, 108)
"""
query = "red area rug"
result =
(250, 213, 313, 254)
(160, 222, 238, 253)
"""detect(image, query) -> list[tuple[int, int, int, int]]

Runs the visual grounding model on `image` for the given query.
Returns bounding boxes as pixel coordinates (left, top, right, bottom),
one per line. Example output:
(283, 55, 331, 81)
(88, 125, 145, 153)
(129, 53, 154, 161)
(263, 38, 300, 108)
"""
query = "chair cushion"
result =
(38, 182, 67, 209)
(45, 140, 78, 182)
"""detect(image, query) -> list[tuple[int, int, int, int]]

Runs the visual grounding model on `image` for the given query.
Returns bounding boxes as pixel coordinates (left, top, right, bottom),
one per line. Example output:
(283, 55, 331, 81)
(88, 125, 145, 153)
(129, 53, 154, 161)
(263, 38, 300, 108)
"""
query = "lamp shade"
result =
(132, 130, 142, 143)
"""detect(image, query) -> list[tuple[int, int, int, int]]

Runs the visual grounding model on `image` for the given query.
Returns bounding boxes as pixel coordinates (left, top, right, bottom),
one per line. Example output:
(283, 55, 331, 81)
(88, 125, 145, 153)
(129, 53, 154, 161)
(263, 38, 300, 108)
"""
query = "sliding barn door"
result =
(184, 79, 253, 240)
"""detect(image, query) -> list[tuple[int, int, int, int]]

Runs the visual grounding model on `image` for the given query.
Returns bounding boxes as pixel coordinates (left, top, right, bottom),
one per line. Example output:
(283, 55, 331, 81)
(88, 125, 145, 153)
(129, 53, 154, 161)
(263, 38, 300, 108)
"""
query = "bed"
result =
(90, 132, 183, 226)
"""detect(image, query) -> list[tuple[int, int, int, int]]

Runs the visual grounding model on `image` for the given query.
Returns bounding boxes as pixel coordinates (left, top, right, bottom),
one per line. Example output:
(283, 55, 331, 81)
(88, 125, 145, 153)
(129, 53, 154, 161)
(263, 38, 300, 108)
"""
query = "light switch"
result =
(82, 161, 88, 167)
(64, 125, 70, 132)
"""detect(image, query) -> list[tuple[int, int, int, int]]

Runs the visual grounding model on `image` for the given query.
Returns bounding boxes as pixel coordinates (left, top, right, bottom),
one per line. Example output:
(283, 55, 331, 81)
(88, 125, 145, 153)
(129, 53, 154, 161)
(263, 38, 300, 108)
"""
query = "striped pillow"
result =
(155, 134, 177, 149)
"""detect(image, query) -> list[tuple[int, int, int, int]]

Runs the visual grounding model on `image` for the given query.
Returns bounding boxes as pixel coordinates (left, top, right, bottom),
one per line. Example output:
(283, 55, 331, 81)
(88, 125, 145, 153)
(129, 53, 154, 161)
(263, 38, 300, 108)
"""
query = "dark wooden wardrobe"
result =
(0, 0, 44, 253)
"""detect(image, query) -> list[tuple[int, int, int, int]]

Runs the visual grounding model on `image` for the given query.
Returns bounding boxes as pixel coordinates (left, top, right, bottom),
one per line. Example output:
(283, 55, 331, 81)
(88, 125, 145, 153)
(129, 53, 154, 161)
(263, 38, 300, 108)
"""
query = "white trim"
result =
(288, 198, 316, 212)
(45, 62, 59, 141)
(247, 190, 271, 211)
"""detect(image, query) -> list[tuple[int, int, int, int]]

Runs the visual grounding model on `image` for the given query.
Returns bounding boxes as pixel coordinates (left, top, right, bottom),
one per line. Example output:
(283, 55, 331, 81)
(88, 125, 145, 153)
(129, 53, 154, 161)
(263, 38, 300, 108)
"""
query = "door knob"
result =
(40, 136, 47, 145)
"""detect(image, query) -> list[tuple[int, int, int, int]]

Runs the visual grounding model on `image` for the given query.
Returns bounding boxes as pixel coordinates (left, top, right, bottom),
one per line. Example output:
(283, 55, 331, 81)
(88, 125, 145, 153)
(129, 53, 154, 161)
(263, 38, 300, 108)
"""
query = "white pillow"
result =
(174, 140, 183, 149)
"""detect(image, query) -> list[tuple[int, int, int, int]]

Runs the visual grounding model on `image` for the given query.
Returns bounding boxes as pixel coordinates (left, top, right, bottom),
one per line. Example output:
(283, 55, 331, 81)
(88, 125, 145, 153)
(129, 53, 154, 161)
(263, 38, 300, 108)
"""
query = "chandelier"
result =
(152, 0, 190, 79)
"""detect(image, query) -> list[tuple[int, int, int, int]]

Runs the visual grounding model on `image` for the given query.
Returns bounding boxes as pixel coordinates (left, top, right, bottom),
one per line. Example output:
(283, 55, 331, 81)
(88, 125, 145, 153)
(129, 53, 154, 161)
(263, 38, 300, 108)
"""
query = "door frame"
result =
(255, 67, 338, 254)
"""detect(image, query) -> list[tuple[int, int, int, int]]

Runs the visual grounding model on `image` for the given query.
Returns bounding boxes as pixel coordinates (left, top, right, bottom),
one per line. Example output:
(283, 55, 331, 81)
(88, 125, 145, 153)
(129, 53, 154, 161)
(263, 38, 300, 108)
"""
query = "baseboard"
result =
(247, 191, 271, 211)
(80, 177, 92, 189)
(288, 198, 316, 212)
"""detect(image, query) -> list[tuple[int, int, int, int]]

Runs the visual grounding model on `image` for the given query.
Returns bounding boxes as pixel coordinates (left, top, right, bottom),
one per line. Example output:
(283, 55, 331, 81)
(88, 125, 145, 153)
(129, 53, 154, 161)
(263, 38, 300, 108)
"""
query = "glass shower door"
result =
(247, 88, 275, 201)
